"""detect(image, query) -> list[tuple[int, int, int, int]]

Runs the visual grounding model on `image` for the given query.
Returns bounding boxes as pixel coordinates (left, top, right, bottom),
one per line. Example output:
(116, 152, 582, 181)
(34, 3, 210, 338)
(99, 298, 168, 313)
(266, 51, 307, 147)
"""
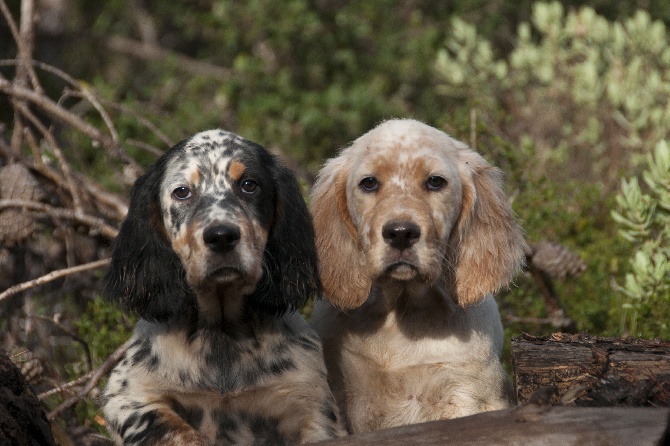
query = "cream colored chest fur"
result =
(312, 295, 513, 433)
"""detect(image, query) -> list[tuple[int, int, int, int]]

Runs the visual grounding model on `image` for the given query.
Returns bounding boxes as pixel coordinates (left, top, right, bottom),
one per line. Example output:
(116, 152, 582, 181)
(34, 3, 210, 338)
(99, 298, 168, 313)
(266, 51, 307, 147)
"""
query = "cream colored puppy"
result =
(310, 119, 527, 434)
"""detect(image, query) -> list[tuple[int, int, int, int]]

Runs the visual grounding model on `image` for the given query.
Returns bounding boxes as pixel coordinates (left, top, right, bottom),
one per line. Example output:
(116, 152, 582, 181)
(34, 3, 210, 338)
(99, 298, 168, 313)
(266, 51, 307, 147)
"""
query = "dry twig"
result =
(105, 34, 233, 80)
(0, 78, 120, 154)
(0, 258, 111, 302)
(0, 1, 171, 436)
(0, 199, 119, 238)
(47, 338, 132, 421)
(16, 103, 85, 215)
(29, 314, 93, 372)
(38, 370, 95, 401)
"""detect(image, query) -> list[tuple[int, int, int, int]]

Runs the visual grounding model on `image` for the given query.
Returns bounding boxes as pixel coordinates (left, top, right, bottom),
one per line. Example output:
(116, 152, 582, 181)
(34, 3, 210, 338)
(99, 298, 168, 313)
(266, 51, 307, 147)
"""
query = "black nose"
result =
(382, 221, 421, 251)
(203, 224, 241, 254)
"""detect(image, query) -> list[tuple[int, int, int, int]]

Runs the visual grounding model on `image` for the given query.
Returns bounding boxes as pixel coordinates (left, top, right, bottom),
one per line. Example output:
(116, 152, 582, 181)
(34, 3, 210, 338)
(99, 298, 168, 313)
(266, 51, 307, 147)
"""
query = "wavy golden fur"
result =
(310, 119, 527, 433)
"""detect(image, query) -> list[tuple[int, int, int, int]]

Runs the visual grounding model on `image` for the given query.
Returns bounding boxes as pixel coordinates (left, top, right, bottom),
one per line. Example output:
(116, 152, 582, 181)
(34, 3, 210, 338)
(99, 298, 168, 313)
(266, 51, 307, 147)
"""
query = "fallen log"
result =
(316, 406, 669, 445)
(511, 333, 670, 406)
(317, 333, 670, 445)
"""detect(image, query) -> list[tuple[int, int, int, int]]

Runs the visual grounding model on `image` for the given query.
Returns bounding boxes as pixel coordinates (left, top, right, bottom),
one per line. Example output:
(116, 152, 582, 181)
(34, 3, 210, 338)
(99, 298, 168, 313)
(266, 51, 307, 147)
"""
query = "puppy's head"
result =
(102, 130, 320, 323)
(311, 119, 527, 309)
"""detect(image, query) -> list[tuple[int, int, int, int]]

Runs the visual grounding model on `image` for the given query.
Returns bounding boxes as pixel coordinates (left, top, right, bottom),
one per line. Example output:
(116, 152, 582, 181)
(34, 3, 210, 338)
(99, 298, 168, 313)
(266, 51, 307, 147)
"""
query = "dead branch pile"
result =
(0, 1, 173, 442)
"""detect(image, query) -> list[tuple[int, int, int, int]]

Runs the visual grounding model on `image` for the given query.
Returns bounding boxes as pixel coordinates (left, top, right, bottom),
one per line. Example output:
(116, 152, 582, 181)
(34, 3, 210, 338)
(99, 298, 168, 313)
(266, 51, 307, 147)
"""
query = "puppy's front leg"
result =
(104, 398, 209, 446)
(104, 364, 208, 446)
(294, 405, 347, 443)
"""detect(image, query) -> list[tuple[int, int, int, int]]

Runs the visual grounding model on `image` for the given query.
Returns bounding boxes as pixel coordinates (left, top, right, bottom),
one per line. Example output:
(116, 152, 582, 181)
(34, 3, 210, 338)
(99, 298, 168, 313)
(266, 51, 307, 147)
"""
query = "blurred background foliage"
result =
(1, 0, 667, 339)
(1, 0, 670, 434)
(611, 140, 670, 338)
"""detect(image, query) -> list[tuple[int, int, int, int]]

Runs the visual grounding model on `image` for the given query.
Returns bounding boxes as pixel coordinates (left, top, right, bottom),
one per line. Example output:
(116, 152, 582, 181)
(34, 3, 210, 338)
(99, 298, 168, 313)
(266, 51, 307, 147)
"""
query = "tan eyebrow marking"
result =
(189, 167, 200, 185)
(228, 160, 246, 182)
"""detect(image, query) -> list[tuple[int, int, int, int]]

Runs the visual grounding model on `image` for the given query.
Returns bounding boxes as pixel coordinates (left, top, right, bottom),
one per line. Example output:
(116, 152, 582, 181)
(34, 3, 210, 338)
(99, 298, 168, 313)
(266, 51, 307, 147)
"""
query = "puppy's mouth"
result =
(205, 265, 244, 283)
(382, 261, 420, 281)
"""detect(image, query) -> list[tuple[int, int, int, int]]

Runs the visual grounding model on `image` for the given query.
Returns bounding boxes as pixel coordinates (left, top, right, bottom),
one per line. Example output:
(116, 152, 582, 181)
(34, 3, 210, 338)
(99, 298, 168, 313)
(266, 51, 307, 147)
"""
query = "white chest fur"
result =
(312, 294, 512, 433)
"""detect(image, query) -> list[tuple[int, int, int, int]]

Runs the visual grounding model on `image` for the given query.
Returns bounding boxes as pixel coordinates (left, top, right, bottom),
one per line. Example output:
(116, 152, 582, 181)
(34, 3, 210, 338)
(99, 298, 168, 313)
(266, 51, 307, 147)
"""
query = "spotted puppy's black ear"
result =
(251, 158, 321, 314)
(101, 144, 195, 324)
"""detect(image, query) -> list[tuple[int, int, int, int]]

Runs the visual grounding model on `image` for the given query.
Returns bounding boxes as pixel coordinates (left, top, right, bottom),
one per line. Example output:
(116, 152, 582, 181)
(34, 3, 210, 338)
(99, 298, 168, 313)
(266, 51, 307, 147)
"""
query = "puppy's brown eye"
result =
(241, 179, 258, 194)
(426, 176, 447, 191)
(173, 186, 192, 200)
(359, 177, 379, 192)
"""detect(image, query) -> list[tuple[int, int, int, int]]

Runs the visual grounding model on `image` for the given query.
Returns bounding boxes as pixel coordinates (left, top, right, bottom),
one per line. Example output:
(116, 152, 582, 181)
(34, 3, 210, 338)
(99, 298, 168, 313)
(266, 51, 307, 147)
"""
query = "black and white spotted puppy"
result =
(101, 130, 345, 445)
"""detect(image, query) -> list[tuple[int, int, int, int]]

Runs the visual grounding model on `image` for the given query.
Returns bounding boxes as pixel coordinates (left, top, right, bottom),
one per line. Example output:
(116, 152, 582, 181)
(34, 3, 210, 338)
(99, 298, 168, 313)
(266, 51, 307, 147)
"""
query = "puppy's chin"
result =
(188, 264, 260, 293)
(206, 266, 244, 283)
(381, 262, 420, 281)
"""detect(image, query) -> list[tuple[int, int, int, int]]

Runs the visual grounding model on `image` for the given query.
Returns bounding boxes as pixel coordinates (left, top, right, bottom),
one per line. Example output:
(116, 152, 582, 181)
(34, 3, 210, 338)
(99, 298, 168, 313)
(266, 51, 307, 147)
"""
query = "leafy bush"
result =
(611, 140, 670, 338)
(65, 0, 457, 171)
(74, 296, 135, 369)
(487, 132, 630, 337)
(432, 1, 670, 340)
(435, 1, 670, 188)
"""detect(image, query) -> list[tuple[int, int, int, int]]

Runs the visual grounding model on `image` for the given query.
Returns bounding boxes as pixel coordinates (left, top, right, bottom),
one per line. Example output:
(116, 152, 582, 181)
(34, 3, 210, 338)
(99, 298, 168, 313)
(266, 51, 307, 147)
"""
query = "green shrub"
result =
(433, 1, 670, 340)
(611, 140, 670, 338)
(435, 1, 670, 188)
(74, 296, 135, 371)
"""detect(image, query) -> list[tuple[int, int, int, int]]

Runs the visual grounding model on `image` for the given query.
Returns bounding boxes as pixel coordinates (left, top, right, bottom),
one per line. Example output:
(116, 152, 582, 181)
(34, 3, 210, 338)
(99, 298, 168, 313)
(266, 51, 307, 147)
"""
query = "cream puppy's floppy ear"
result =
(310, 156, 371, 309)
(451, 148, 528, 307)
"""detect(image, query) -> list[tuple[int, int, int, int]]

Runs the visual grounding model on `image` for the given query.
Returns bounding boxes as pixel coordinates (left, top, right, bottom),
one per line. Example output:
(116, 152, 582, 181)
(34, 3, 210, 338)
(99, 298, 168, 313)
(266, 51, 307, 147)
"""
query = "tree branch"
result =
(0, 258, 111, 302)
(29, 314, 93, 372)
(105, 35, 233, 80)
(0, 199, 119, 238)
(47, 337, 132, 421)
(0, 77, 130, 160)
(16, 103, 85, 216)
(38, 370, 95, 400)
